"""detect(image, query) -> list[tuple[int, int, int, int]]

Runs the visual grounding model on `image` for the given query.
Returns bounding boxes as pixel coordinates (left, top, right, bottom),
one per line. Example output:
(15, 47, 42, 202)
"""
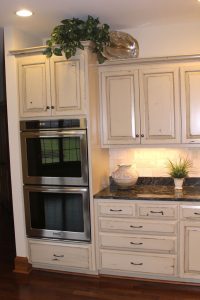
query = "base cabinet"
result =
(101, 250, 176, 276)
(180, 224, 200, 278)
(28, 239, 93, 273)
(95, 200, 178, 280)
(180, 205, 200, 279)
(95, 200, 200, 283)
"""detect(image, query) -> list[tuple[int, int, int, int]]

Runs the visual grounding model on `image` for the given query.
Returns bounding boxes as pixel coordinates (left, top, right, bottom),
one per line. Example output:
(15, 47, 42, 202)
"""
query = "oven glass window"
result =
(26, 137, 82, 177)
(29, 192, 84, 232)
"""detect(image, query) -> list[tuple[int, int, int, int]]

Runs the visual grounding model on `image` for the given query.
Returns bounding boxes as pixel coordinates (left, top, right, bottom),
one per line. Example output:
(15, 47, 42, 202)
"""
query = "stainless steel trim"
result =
(20, 118, 87, 131)
(24, 185, 91, 242)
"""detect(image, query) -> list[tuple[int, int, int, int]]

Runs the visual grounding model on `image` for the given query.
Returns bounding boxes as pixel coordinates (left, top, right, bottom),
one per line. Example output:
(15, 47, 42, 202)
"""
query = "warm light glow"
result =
(16, 9, 33, 17)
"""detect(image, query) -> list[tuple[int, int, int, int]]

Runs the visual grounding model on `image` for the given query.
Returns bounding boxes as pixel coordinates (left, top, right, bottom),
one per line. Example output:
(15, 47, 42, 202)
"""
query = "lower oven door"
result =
(24, 185, 91, 242)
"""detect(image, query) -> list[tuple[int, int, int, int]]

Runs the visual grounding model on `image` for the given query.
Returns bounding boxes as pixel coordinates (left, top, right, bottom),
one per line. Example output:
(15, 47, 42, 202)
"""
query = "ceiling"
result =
(1, 0, 200, 39)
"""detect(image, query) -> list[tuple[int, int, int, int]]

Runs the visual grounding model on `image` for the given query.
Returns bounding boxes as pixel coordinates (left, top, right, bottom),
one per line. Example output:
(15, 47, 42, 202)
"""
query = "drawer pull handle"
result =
(194, 212, 200, 216)
(149, 210, 164, 215)
(53, 254, 64, 258)
(130, 242, 143, 245)
(109, 209, 123, 212)
(130, 225, 143, 229)
(52, 258, 59, 261)
(130, 262, 143, 266)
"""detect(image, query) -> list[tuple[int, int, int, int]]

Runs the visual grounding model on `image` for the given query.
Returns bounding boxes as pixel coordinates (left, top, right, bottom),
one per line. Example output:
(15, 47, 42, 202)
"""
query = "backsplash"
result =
(109, 148, 200, 177)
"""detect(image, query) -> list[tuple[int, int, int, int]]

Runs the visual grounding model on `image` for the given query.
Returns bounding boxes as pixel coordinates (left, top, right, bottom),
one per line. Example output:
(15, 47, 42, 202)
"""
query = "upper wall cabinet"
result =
(17, 52, 86, 118)
(180, 65, 200, 144)
(99, 64, 181, 146)
(139, 66, 181, 144)
(99, 67, 140, 145)
(18, 54, 51, 117)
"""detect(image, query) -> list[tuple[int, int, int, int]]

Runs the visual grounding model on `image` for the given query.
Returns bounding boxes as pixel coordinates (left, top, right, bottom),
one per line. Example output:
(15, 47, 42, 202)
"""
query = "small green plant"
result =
(43, 15, 110, 64)
(167, 157, 192, 178)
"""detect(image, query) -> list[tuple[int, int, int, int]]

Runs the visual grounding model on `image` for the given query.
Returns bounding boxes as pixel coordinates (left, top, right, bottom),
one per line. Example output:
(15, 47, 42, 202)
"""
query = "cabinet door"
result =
(18, 54, 51, 117)
(139, 66, 181, 144)
(50, 53, 86, 116)
(181, 65, 200, 143)
(180, 222, 200, 279)
(99, 68, 140, 146)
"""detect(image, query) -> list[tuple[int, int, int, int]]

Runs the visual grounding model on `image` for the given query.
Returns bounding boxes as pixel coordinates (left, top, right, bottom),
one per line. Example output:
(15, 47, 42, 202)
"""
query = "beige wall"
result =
(109, 148, 200, 178)
(123, 21, 200, 58)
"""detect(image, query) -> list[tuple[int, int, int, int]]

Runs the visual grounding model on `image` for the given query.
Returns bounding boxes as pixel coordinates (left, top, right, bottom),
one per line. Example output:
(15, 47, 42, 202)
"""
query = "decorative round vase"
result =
(111, 164, 138, 189)
(174, 178, 184, 190)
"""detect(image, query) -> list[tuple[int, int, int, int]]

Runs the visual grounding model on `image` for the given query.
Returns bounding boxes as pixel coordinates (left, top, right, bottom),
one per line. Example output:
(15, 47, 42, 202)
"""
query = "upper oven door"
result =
(20, 130, 88, 186)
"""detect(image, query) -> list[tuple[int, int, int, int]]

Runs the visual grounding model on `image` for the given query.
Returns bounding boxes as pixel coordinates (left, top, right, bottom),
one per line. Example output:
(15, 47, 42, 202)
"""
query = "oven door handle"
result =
(21, 130, 86, 138)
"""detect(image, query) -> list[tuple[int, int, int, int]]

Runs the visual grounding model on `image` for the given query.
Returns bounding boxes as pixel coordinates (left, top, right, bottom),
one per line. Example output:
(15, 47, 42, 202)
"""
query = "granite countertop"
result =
(94, 177, 200, 201)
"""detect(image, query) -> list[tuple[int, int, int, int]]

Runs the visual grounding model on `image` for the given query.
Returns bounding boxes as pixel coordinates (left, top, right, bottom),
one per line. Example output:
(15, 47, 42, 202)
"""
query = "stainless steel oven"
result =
(24, 185, 90, 241)
(20, 118, 91, 242)
(20, 119, 88, 186)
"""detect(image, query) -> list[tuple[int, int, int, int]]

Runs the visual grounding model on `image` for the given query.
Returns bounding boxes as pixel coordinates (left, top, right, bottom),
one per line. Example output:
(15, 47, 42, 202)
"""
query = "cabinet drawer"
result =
(99, 218, 177, 235)
(98, 203, 135, 217)
(29, 242, 89, 269)
(181, 206, 200, 220)
(100, 250, 176, 276)
(100, 233, 176, 254)
(138, 205, 177, 219)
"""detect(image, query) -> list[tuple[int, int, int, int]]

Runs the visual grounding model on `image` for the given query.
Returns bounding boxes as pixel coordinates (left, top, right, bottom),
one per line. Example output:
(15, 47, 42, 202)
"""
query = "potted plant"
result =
(167, 157, 192, 190)
(43, 15, 110, 64)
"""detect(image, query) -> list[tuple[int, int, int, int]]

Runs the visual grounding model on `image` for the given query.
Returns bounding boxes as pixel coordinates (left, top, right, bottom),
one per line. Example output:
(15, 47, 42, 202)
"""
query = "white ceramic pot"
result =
(112, 164, 138, 189)
(174, 178, 184, 190)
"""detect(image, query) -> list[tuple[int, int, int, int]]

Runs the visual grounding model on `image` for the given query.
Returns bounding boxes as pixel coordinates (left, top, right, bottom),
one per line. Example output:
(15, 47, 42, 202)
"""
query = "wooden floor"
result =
(1, 205, 200, 299)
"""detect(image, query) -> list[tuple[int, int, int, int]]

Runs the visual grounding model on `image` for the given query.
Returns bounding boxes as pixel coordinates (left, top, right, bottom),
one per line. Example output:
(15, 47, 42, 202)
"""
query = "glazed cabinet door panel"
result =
(100, 68, 140, 146)
(181, 65, 200, 143)
(50, 54, 86, 116)
(139, 66, 181, 144)
(180, 222, 200, 279)
(18, 54, 51, 117)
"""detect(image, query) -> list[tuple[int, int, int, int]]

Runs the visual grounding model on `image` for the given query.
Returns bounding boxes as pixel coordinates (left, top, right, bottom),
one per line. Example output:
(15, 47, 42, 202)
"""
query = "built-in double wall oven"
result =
(20, 118, 91, 242)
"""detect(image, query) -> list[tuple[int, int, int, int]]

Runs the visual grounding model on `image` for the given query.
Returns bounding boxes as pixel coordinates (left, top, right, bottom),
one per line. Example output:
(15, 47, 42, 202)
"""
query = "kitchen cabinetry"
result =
(99, 64, 181, 146)
(180, 65, 200, 143)
(18, 51, 86, 118)
(139, 66, 180, 144)
(95, 199, 178, 278)
(99, 67, 140, 145)
(28, 239, 92, 273)
(180, 205, 200, 279)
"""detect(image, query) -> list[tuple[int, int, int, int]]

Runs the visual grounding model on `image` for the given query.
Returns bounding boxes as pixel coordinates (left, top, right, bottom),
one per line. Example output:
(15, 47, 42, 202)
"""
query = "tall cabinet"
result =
(11, 44, 109, 275)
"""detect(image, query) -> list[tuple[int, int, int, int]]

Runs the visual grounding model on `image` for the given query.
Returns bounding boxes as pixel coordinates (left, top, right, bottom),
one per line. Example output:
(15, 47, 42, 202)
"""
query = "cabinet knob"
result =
(141, 134, 144, 137)
(136, 134, 139, 138)
(46, 106, 50, 110)
(51, 106, 55, 109)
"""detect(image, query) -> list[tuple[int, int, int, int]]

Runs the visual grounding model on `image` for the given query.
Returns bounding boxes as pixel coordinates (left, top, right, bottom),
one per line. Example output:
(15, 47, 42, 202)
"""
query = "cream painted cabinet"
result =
(181, 65, 200, 143)
(95, 199, 178, 278)
(180, 222, 200, 279)
(139, 66, 181, 144)
(180, 205, 200, 279)
(18, 52, 86, 118)
(99, 65, 181, 146)
(18, 54, 51, 117)
(99, 67, 141, 146)
(50, 54, 86, 116)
